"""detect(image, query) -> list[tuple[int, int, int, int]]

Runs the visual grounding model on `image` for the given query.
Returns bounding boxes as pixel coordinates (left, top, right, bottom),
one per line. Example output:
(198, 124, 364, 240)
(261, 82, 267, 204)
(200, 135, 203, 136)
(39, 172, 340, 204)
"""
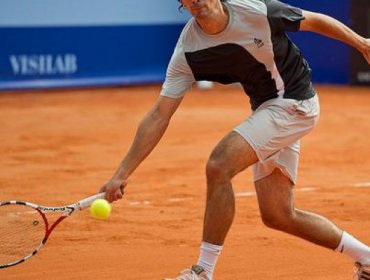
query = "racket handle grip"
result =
(78, 192, 106, 210)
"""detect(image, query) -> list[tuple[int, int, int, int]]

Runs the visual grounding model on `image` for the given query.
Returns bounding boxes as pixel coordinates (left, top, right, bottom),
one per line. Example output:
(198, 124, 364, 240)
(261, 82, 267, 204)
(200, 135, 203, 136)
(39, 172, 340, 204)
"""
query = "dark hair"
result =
(177, 0, 227, 11)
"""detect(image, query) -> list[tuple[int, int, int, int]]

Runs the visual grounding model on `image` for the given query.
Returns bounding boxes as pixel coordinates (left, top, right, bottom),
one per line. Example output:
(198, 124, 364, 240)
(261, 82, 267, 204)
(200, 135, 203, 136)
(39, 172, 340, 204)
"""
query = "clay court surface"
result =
(0, 84, 369, 279)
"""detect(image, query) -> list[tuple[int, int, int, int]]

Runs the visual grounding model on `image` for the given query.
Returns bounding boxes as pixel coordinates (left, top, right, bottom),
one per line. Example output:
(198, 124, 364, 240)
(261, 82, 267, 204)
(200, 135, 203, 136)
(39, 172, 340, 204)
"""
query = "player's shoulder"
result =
(175, 18, 200, 50)
(179, 19, 197, 39)
(226, 0, 268, 14)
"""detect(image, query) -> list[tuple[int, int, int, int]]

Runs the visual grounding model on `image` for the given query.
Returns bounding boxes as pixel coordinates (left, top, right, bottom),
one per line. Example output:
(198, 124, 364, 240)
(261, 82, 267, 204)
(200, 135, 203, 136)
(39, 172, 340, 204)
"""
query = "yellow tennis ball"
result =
(90, 198, 111, 220)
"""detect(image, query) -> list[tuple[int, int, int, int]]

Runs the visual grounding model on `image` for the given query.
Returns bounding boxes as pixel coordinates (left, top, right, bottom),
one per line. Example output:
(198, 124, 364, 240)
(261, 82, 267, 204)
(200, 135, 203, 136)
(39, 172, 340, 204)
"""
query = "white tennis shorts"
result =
(233, 94, 320, 184)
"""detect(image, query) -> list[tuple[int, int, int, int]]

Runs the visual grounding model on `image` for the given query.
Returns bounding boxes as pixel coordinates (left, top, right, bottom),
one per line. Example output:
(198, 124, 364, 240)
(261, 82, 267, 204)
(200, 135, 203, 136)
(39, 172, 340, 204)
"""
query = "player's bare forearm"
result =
(113, 96, 183, 180)
(300, 11, 370, 64)
(114, 110, 170, 179)
(100, 95, 183, 202)
(100, 112, 168, 202)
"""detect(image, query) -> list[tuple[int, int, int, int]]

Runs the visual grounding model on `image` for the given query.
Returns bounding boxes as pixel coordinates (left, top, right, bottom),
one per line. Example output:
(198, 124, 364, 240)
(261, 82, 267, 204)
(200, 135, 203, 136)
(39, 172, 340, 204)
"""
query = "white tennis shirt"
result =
(160, 0, 315, 110)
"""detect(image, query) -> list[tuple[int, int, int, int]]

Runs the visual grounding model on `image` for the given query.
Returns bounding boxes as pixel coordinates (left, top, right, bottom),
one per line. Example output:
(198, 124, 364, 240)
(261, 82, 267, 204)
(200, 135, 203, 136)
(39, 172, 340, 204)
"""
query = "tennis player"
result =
(100, 0, 370, 279)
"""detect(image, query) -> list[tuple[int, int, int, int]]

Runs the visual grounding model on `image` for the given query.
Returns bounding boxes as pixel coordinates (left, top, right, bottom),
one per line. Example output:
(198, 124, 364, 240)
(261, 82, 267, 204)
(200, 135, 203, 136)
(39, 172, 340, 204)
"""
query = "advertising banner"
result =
(0, 0, 189, 90)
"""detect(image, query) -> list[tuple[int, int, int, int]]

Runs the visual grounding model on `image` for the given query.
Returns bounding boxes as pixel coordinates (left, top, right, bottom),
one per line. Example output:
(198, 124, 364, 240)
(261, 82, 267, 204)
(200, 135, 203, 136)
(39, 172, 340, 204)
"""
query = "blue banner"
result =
(286, 0, 351, 84)
(0, 0, 190, 90)
(0, 0, 188, 26)
(0, 24, 185, 89)
(0, 0, 358, 89)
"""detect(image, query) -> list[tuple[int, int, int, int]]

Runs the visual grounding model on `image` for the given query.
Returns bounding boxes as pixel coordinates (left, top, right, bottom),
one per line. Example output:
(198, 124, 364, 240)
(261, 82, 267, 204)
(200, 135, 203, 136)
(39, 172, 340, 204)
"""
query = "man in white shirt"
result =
(100, 0, 370, 279)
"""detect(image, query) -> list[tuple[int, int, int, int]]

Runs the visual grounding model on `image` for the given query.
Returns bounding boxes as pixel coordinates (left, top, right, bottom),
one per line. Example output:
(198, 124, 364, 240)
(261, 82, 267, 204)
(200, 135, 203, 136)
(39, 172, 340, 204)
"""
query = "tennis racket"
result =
(0, 192, 108, 269)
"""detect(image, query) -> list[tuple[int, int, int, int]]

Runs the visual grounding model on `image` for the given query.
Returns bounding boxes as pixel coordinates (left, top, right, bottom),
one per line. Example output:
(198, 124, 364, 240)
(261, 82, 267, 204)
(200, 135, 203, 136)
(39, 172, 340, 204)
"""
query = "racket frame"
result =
(0, 193, 105, 269)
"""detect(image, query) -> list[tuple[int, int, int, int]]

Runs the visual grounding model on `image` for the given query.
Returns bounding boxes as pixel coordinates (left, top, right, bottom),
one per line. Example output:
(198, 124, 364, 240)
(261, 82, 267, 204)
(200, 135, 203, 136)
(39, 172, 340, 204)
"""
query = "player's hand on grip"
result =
(100, 177, 127, 203)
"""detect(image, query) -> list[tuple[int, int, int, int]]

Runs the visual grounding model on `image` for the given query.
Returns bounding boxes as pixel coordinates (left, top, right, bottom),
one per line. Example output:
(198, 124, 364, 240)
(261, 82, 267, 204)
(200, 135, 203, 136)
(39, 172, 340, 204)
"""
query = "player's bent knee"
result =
(206, 158, 228, 180)
(260, 210, 294, 231)
(206, 154, 247, 182)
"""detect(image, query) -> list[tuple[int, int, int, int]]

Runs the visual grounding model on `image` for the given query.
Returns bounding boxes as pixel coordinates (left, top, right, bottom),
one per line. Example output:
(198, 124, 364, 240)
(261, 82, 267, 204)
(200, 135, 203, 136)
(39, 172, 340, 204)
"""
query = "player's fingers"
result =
(113, 192, 122, 201)
(102, 178, 127, 202)
(105, 184, 123, 202)
(104, 186, 116, 202)
(112, 186, 124, 201)
(119, 185, 125, 196)
(104, 193, 113, 203)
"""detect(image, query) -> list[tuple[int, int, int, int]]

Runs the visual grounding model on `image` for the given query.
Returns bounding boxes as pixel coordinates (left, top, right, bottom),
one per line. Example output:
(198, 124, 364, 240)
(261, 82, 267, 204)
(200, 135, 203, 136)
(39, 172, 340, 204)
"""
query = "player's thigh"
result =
(254, 168, 295, 217)
(207, 131, 258, 177)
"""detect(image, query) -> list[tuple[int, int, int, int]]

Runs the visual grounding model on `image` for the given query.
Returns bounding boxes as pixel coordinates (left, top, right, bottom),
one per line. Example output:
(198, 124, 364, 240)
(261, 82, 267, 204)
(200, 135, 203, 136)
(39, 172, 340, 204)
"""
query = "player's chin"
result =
(190, 8, 208, 18)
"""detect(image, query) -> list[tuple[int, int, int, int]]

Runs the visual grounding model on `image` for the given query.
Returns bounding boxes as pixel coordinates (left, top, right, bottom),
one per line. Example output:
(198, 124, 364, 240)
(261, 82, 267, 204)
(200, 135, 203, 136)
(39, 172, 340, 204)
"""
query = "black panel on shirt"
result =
(262, 0, 304, 31)
(264, 0, 316, 101)
(185, 43, 279, 110)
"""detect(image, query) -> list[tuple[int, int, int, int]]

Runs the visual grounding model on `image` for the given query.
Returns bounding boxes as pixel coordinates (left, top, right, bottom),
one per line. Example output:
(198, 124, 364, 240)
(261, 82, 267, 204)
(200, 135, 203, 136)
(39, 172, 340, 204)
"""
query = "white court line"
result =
(298, 187, 316, 192)
(128, 187, 319, 205)
(129, 198, 187, 206)
(129, 201, 143, 206)
(127, 183, 369, 206)
(235, 187, 316, 198)
(168, 198, 188, 203)
(235, 192, 255, 197)
(353, 182, 370, 188)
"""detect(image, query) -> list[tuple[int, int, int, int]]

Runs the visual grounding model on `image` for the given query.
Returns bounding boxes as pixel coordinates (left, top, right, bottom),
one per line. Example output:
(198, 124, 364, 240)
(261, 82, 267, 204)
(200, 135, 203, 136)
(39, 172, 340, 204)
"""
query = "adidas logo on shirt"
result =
(254, 38, 264, 48)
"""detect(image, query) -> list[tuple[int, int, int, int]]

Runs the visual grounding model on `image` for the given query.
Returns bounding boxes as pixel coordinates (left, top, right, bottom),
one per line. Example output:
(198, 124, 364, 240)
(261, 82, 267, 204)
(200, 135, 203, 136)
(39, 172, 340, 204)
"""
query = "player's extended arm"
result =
(300, 11, 370, 64)
(101, 95, 183, 202)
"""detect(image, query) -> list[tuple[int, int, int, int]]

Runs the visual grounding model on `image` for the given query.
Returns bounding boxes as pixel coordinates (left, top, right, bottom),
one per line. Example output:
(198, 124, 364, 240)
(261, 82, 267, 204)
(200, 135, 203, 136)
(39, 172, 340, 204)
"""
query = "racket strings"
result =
(0, 204, 46, 265)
